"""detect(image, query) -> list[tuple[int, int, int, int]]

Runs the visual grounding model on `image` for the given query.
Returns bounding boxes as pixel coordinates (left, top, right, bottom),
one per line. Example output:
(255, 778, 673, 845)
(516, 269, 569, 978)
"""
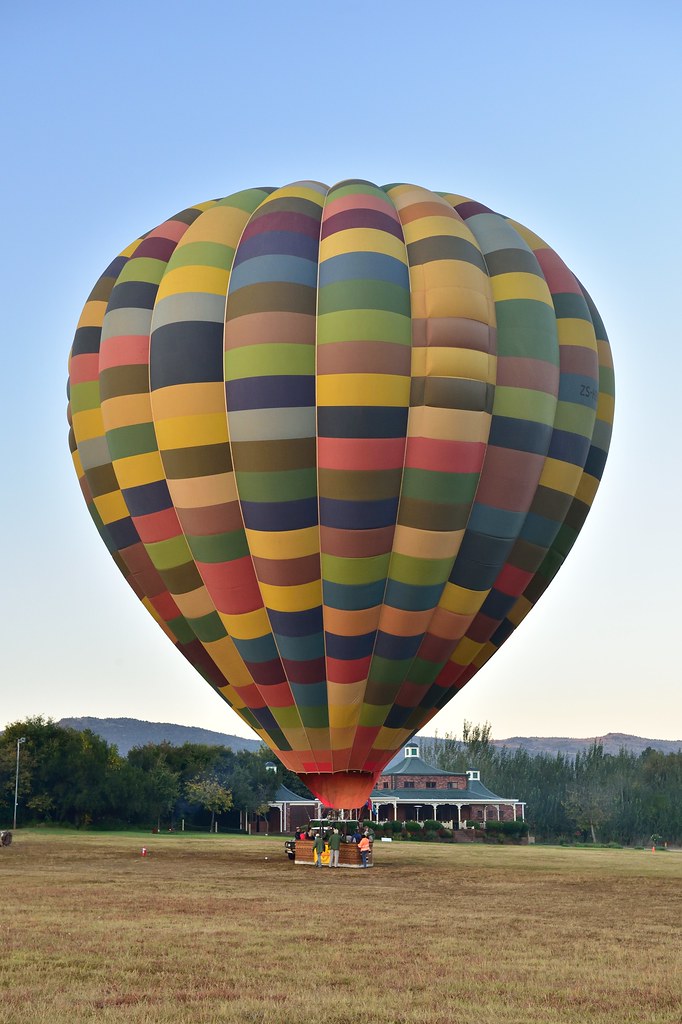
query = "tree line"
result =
(0, 717, 310, 831)
(2, 717, 680, 843)
(421, 723, 682, 845)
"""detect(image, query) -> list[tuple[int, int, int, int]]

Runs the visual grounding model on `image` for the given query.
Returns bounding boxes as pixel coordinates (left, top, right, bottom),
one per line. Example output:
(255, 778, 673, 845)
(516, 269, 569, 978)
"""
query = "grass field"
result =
(1, 832, 680, 1023)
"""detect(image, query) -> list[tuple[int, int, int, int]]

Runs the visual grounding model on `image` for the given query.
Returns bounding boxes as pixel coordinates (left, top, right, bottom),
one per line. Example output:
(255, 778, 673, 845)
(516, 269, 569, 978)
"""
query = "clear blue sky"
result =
(2, 1, 680, 742)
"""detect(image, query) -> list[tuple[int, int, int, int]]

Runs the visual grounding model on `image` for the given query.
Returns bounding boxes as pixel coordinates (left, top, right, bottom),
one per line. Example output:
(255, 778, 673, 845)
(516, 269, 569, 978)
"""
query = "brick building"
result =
(369, 743, 525, 828)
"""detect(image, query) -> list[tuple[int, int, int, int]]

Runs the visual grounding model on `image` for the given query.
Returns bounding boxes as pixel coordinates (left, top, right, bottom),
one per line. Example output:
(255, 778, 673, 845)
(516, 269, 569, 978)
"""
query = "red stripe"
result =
(318, 436, 406, 471)
(135, 507, 181, 544)
(535, 248, 581, 295)
(99, 335, 149, 369)
(326, 656, 371, 683)
(405, 436, 486, 473)
(69, 353, 100, 384)
(197, 557, 264, 614)
(494, 563, 534, 596)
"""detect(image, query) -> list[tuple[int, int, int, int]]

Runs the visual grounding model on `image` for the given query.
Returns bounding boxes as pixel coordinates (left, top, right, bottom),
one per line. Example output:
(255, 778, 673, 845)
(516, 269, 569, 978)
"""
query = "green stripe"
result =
(189, 530, 249, 564)
(400, 469, 479, 504)
(167, 241, 235, 270)
(117, 258, 166, 285)
(553, 292, 592, 321)
(70, 380, 100, 413)
(493, 387, 557, 426)
(495, 301, 559, 361)
(553, 402, 596, 435)
(389, 553, 453, 587)
(106, 422, 158, 459)
(317, 309, 411, 345)
(236, 467, 317, 502)
(146, 534, 193, 570)
(318, 279, 410, 317)
(187, 611, 227, 643)
(226, 343, 314, 380)
(321, 552, 390, 586)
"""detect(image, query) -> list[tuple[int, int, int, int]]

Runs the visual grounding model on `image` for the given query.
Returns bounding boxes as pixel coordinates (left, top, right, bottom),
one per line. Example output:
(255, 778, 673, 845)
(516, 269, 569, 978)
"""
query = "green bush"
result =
(422, 818, 440, 831)
(438, 827, 453, 839)
(388, 820, 404, 833)
(404, 820, 422, 834)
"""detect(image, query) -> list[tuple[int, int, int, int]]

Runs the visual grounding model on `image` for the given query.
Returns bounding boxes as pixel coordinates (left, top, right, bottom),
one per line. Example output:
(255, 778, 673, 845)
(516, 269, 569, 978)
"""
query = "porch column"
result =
(432, 803, 438, 820)
(393, 801, 398, 822)
(279, 803, 284, 832)
(456, 804, 461, 829)
(513, 803, 517, 821)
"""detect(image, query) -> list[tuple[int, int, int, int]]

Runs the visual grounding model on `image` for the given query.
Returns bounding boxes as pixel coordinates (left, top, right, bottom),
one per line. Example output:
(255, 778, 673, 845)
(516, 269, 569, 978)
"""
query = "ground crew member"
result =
(328, 828, 342, 868)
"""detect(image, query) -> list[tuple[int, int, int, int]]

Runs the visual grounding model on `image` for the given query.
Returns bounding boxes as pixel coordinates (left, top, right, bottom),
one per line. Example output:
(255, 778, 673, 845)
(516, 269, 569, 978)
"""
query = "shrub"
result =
(388, 820, 404, 833)
(404, 820, 422, 834)
(438, 827, 453, 839)
(422, 819, 440, 831)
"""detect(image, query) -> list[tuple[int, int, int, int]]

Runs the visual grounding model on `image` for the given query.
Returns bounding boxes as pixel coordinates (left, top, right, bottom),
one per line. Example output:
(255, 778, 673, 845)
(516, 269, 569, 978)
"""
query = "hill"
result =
(58, 717, 261, 757)
(58, 718, 681, 760)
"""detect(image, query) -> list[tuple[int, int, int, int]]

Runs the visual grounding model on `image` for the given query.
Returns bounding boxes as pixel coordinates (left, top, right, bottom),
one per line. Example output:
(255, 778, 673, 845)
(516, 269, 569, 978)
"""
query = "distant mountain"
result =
(58, 718, 681, 760)
(58, 717, 261, 757)
(486, 733, 682, 758)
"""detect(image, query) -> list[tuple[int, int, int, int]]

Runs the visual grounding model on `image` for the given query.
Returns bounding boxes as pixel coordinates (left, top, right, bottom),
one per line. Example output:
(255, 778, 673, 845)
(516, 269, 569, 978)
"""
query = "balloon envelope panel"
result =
(67, 180, 614, 809)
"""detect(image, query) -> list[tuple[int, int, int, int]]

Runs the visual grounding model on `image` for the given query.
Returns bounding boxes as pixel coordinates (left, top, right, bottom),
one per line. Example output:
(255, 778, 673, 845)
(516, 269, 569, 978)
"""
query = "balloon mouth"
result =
(299, 771, 377, 811)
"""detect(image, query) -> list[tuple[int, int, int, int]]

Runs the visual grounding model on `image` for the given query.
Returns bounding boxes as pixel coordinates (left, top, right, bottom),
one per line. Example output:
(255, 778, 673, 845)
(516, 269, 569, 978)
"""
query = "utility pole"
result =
(13, 737, 26, 829)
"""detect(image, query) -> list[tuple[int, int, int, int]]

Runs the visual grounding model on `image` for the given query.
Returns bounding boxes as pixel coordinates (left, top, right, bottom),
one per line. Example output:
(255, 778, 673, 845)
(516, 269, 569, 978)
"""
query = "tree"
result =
(185, 774, 233, 832)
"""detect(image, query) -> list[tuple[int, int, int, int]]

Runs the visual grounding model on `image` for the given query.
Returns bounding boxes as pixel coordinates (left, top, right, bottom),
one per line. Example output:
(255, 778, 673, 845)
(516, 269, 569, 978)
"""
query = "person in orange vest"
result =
(358, 831, 371, 868)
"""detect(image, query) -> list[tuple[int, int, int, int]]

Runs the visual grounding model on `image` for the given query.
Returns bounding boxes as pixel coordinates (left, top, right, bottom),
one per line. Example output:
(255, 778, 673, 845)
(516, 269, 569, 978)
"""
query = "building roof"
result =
(369, 784, 519, 803)
(383, 753, 454, 777)
(272, 784, 316, 804)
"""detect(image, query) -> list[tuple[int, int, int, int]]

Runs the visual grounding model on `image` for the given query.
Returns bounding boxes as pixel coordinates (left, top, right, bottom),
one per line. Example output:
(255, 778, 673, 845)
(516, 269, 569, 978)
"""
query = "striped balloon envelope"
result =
(67, 180, 614, 809)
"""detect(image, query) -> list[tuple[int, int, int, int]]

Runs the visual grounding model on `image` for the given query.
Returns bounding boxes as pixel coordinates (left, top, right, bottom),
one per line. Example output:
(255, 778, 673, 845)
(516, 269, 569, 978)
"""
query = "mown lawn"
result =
(1, 832, 680, 1023)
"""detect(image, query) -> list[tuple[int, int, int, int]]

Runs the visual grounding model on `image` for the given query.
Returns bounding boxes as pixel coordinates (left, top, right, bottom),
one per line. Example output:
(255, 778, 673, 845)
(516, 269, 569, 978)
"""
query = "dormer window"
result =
(265, 762, 277, 773)
(405, 744, 419, 758)
(467, 769, 480, 782)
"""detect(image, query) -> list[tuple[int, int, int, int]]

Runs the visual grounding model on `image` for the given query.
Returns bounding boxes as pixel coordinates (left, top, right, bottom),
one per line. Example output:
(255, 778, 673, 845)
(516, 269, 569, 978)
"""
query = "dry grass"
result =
(1, 832, 680, 1023)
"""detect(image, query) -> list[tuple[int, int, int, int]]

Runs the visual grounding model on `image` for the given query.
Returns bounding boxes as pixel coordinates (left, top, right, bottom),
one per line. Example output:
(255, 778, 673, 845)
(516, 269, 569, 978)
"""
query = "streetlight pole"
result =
(13, 737, 26, 830)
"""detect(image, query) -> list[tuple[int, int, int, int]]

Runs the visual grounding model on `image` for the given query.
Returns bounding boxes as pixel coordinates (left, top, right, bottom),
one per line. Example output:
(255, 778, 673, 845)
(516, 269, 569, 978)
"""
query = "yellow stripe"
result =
(317, 373, 410, 407)
(72, 408, 105, 442)
(408, 406, 491, 443)
(506, 221, 547, 250)
(71, 450, 84, 477)
(557, 318, 598, 348)
(157, 265, 230, 301)
(538, 457, 584, 495)
(374, 726, 413, 750)
(440, 581, 487, 616)
(422, 346, 492, 381)
(77, 300, 108, 329)
(173, 204, 254, 245)
(507, 596, 532, 627)
(401, 215, 475, 245)
(258, 579, 322, 613)
(597, 392, 615, 421)
(154, 413, 228, 450)
(93, 490, 129, 524)
(261, 184, 325, 207)
(112, 450, 165, 489)
(246, 526, 319, 559)
(151, 382, 226, 419)
(100, 393, 152, 429)
(492, 272, 554, 307)
(219, 607, 272, 641)
(575, 473, 599, 505)
(450, 636, 484, 666)
(320, 228, 407, 263)
(170, 471, 238, 508)
(202, 636, 256, 690)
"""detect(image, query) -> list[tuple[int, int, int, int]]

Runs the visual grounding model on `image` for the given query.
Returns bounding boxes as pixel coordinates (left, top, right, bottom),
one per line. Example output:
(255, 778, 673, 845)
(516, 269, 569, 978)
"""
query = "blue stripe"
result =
(229, 253, 318, 291)
(480, 588, 517, 620)
(520, 512, 559, 547)
(373, 631, 422, 661)
(488, 416, 552, 455)
(547, 428, 591, 466)
(122, 479, 171, 517)
(275, 632, 325, 661)
(383, 579, 445, 612)
(268, 606, 323, 637)
(323, 579, 386, 611)
(319, 251, 409, 287)
(226, 375, 314, 411)
(240, 498, 318, 531)
(318, 406, 408, 438)
(325, 631, 376, 660)
(559, 373, 599, 408)
(466, 503, 526, 540)
(107, 516, 139, 550)
(449, 532, 515, 589)
(232, 231, 319, 266)
(289, 682, 328, 707)
(319, 496, 398, 530)
(232, 634, 280, 664)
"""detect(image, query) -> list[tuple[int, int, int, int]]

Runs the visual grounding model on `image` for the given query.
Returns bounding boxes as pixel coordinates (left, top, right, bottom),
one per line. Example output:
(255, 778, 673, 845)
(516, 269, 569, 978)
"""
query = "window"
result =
(405, 745, 419, 758)
(402, 782, 415, 789)
(447, 782, 455, 789)
(425, 781, 436, 789)
(383, 782, 390, 789)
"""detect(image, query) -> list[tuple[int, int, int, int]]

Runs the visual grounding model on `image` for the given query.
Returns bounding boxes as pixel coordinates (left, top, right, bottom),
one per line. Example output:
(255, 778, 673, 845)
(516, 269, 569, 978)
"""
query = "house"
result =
(369, 743, 525, 828)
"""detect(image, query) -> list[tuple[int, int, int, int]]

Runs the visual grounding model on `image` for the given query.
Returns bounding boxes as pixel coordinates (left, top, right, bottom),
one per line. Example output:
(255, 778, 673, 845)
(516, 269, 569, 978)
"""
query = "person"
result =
(351, 825, 362, 844)
(358, 832, 371, 868)
(328, 828, 341, 868)
(313, 831, 326, 868)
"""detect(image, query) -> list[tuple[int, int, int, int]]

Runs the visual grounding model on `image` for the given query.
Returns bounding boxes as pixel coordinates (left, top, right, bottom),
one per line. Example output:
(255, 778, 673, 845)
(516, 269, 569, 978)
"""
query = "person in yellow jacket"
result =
(358, 832, 371, 868)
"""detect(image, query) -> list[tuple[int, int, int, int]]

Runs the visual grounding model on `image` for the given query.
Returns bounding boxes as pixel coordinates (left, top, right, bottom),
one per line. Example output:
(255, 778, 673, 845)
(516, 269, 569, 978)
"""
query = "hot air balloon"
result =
(67, 180, 614, 809)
